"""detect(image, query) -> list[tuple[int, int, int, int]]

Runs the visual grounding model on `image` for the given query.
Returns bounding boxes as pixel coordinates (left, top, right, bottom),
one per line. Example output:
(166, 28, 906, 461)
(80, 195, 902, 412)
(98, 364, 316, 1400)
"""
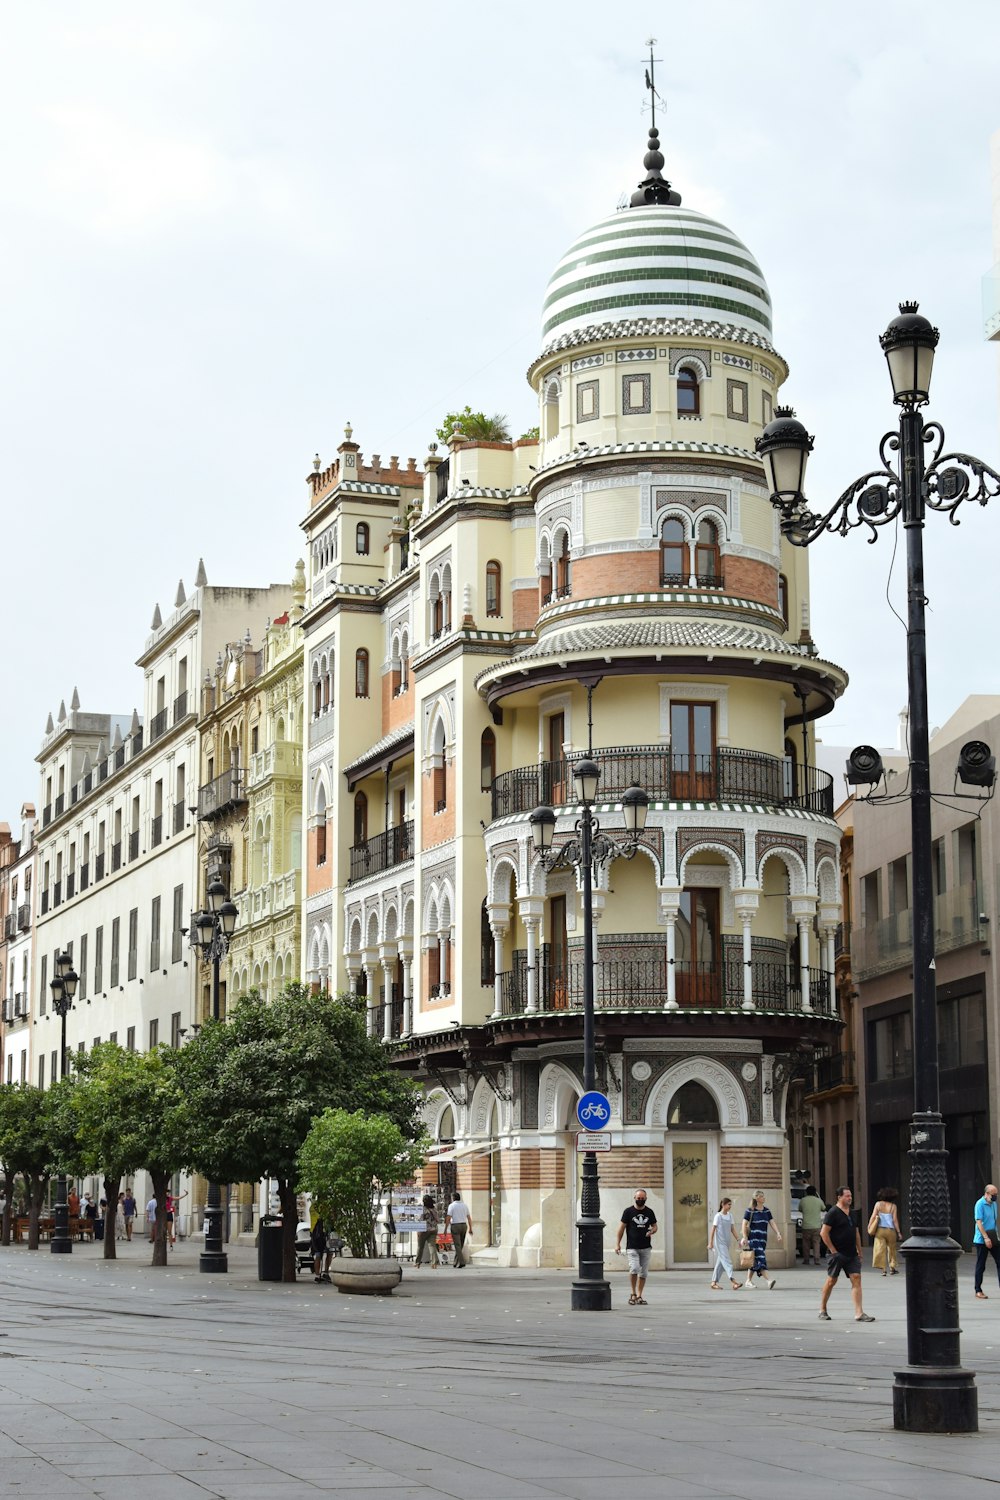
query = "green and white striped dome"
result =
(542, 205, 772, 344)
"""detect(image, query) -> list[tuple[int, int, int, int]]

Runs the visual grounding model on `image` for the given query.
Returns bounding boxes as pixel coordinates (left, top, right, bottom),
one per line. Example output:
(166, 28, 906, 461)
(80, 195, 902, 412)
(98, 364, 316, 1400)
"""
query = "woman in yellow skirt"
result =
(868, 1187, 902, 1275)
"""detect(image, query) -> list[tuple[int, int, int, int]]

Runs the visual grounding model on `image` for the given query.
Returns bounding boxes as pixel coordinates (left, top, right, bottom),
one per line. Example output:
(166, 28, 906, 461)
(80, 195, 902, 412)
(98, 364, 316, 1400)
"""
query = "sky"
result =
(2, 2, 1000, 810)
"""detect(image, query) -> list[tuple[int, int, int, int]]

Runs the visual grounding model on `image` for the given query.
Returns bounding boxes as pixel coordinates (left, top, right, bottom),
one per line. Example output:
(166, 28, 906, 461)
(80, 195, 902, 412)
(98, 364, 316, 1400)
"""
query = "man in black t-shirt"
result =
(819, 1186, 874, 1322)
(614, 1190, 658, 1305)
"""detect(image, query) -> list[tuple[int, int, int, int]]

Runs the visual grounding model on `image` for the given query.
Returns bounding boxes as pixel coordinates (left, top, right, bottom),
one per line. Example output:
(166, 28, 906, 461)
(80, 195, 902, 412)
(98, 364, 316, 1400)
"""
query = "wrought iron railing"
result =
(128, 831, 139, 861)
(541, 583, 572, 606)
(66, 873, 75, 900)
(197, 767, 247, 820)
(17, 904, 30, 930)
(811, 1050, 856, 1092)
(372, 988, 405, 1039)
(490, 745, 834, 821)
(173, 690, 189, 723)
(173, 802, 186, 834)
(95, 852, 105, 882)
(55, 793, 65, 817)
(349, 821, 414, 883)
(660, 572, 724, 589)
(79, 864, 89, 893)
(111, 841, 122, 872)
(150, 707, 169, 743)
(151, 816, 163, 848)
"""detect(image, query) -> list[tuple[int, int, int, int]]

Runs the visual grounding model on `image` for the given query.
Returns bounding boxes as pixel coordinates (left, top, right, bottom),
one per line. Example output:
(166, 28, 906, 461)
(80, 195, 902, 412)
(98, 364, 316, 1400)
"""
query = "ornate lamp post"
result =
(190, 877, 238, 1274)
(530, 762, 649, 1311)
(756, 304, 1000, 1434)
(49, 949, 78, 1255)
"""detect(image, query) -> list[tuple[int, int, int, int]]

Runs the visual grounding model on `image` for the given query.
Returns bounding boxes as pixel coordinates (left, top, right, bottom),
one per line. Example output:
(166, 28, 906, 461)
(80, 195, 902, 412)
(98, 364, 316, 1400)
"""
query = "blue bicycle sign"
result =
(577, 1091, 612, 1128)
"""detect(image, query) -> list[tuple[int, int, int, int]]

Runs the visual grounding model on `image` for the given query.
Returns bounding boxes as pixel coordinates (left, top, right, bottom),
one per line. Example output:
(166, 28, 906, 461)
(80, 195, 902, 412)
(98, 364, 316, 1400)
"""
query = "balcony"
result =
(197, 767, 247, 821)
(114, 744, 126, 772)
(41, 890, 49, 915)
(149, 707, 169, 743)
(128, 830, 140, 861)
(373, 988, 405, 1039)
(541, 583, 572, 607)
(173, 802, 186, 835)
(660, 572, 724, 590)
(66, 872, 75, 900)
(2, 913, 15, 940)
(95, 852, 105, 882)
(809, 1050, 857, 1094)
(490, 745, 834, 822)
(111, 841, 122, 872)
(54, 792, 65, 817)
(244, 871, 301, 923)
(43, 804, 52, 828)
(496, 940, 835, 1017)
(349, 821, 414, 884)
(52, 881, 62, 908)
(835, 921, 851, 959)
(151, 815, 163, 848)
(79, 864, 89, 893)
(17, 904, 30, 931)
(174, 690, 189, 723)
(248, 741, 303, 788)
(852, 882, 980, 979)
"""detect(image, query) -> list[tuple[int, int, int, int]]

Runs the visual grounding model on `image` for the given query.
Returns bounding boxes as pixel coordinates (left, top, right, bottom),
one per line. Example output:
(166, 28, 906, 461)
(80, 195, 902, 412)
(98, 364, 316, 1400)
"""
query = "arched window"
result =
(353, 791, 368, 846)
(485, 560, 502, 617)
(667, 1081, 719, 1127)
(677, 367, 700, 415)
(400, 630, 409, 691)
(555, 533, 571, 597)
(694, 519, 721, 587)
(778, 573, 789, 629)
(355, 648, 369, 698)
(660, 517, 688, 586)
(480, 728, 496, 792)
(544, 380, 559, 442)
(432, 719, 447, 812)
(481, 898, 496, 985)
(355, 521, 370, 555)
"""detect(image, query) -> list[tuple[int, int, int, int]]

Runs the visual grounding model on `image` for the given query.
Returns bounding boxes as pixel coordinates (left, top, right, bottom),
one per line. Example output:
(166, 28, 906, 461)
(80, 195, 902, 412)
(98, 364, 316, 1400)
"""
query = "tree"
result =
(435, 407, 510, 444)
(69, 1043, 188, 1263)
(176, 985, 423, 1279)
(298, 1109, 427, 1258)
(0, 1083, 82, 1250)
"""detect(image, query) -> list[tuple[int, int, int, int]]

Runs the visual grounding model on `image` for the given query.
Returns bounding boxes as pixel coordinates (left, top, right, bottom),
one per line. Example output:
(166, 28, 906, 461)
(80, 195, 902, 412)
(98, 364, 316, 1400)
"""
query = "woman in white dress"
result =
(708, 1197, 741, 1290)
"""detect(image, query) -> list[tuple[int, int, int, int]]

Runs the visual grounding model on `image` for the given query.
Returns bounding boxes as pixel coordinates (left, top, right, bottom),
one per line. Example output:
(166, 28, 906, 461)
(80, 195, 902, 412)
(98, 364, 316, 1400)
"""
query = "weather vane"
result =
(644, 37, 663, 128)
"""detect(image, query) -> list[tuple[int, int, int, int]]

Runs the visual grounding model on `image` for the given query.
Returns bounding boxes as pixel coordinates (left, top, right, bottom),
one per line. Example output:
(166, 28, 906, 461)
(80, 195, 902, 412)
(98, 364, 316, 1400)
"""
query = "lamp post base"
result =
(893, 1367, 978, 1433)
(198, 1249, 230, 1274)
(50, 1238, 73, 1255)
(571, 1277, 612, 1311)
(572, 1179, 611, 1311)
(50, 1174, 73, 1254)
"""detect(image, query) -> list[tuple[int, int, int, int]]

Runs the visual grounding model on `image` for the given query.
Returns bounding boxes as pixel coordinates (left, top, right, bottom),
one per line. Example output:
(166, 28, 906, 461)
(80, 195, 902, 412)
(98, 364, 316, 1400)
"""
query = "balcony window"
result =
(353, 792, 368, 846)
(660, 516, 687, 585)
(485, 560, 502, 617)
(480, 728, 496, 792)
(694, 518, 722, 587)
(677, 366, 700, 415)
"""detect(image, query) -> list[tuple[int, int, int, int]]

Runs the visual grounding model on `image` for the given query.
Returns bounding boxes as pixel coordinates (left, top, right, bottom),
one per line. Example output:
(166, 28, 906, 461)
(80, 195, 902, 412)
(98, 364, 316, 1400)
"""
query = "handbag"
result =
(739, 1248, 754, 1269)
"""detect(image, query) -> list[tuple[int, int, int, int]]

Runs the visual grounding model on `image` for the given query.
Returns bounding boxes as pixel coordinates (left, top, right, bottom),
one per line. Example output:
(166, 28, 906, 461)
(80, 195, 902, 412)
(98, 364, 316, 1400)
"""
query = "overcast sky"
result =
(2, 2, 999, 810)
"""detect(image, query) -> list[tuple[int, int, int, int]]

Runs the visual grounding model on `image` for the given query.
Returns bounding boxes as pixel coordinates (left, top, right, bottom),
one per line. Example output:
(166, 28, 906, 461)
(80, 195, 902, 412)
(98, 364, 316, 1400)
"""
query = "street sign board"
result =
(576, 1091, 612, 1129)
(577, 1132, 611, 1152)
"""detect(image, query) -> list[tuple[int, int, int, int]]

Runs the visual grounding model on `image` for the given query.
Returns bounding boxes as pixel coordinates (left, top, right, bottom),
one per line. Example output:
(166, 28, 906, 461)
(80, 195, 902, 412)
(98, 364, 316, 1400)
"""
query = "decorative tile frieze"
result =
(723, 353, 753, 370)
(669, 347, 712, 376)
(726, 378, 749, 422)
(621, 372, 651, 415)
(576, 378, 600, 423)
(677, 826, 745, 871)
(616, 348, 656, 362)
(571, 353, 605, 371)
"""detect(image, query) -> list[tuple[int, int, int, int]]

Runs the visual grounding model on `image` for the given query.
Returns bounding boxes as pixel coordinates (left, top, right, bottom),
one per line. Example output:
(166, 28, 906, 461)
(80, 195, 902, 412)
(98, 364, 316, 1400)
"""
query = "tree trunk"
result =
(278, 1179, 297, 1282)
(149, 1170, 170, 1266)
(26, 1176, 47, 1251)
(102, 1172, 121, 1259)
(0, 1171, 13, 1246)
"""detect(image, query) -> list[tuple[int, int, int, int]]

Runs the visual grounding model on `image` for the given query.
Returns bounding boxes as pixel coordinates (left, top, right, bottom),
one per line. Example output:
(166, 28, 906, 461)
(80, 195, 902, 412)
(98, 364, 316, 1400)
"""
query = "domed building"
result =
(300, 122, 847, 1270)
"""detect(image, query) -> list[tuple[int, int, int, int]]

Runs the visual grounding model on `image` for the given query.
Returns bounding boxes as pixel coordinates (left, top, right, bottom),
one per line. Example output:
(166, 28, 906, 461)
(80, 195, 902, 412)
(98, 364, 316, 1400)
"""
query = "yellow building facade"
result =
(301, 126, 848, 1267)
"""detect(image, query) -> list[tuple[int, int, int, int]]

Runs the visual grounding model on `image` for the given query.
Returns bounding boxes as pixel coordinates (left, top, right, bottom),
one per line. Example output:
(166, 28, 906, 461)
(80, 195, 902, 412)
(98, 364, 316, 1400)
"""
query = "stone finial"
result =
(216, 651, 224, 672)
(57, 699, 67, 723)
(292, 558, 306, 613)
(81, 750, 91, 775)
(129, 708, 140, 735)
(112, 723, 122, 749)
(175, 580, 186, 608)
(462, 582, 475, 628)
(243, 626, 253, 648)
(45, 711, 54, 735)
(96, 741, 106, 765)
(313, 453, 321, 472)
(344, 422, 353, 441)
(195, 558, 208, 587)
(70, 686, 80, 711)
(151, 603, 162, 630)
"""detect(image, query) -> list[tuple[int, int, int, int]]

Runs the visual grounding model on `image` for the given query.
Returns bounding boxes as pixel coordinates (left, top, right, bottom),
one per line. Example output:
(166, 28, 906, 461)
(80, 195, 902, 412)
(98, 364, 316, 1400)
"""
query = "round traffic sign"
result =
(577, 1091, 611, 1129)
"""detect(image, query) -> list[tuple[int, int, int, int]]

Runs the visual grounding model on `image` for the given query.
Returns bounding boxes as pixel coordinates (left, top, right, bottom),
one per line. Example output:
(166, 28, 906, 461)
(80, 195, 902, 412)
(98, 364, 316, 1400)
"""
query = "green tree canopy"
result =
(176, 985, 423, 1278)
(298, 1108, 427, 1258)
(70, 1043, 188, 1263)
(0, 1082, 82, 1250)
(435, 407, 510, 444)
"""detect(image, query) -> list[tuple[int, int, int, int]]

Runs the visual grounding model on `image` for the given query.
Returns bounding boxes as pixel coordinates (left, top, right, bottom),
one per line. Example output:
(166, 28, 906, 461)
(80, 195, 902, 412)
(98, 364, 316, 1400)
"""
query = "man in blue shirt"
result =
(973, 1183, 1000, 1299)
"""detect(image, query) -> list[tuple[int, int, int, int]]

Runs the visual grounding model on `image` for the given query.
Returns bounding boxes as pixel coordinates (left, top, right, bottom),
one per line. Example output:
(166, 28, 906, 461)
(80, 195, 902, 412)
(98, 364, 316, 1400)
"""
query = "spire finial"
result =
(629, 40, 681, 209)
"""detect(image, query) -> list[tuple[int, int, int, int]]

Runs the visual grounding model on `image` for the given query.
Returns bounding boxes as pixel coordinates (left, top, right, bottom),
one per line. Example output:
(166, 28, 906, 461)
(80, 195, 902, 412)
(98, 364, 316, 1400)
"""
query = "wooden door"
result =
(670, 702, 715, 800)
(548, 713, 566, 805)
(550, 895, 568, 1009)
(676, 888, 720, 1006)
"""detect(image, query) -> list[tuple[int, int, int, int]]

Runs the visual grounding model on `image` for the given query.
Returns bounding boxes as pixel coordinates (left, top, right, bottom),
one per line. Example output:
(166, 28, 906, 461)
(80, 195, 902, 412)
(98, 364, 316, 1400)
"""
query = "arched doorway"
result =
(665, 1080, 720, 1266)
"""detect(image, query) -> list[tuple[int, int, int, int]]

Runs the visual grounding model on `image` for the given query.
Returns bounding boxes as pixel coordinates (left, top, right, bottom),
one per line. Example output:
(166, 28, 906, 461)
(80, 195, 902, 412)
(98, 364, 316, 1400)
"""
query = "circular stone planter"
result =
(329, 1258, 403, 1296)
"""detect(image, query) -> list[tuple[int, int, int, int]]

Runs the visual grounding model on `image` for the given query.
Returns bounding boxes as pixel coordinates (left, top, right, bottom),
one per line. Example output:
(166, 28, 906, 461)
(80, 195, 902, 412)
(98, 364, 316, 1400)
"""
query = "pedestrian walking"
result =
(122, 1189, 136, 1241)
(614, 1188, 658, 1305)
(708, 1196, 741, 1290)
(800, 1185, 826, 1265)
(973, 1182, 1000, 1299)
(741, 1190, 781, 1289)
(146, 1195, 157, 1242)
(444, 1192, 473, 1268)
(818, 1186, 874, 1322)
(311, 1217, 333, 1283)
(165, 1188, 187, 1247)
(115, 1193, 127, 1241)
(867, 1187, 901, 1276)
(414, 1195, 439, 1268)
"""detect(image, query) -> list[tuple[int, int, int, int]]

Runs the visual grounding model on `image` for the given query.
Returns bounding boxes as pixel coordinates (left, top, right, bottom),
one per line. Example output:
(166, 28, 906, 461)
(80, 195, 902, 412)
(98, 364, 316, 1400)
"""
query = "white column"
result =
(660, 893, 680, 1010)
(401, 949, 413, 1035)
(797, 921, 812, 1013)
(437, 934, 447, 996)
(493, 928, 506, 1016)
(590, 890, 606, 1008)
(735, 892, 759, 1012)
(381, 962, 394, 1041)
(364, 963, 377, 1035)
(525, 918, 539, 1013)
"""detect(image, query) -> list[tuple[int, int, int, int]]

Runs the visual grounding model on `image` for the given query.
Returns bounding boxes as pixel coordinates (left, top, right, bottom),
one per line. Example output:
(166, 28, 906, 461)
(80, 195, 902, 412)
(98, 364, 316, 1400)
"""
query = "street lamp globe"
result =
(56, 949, 74, 980)
(755, 407, 814, 507)
(219, 899, 238, 938)
(207, 878, 226, 915)
(621, 784, 649, 834)
(63, 968, 79, 1001)
(195, 908, 216, 950)
(879, 301, 939, 406)
(529, 805, 556, 851)
(573, 759, 601, 806)
(50, 975, 66, 1010)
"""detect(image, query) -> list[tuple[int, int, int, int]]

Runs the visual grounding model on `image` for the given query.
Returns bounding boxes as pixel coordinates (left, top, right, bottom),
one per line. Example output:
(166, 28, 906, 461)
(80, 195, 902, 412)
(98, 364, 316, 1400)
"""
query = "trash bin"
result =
(257, 1214, 283, 1282)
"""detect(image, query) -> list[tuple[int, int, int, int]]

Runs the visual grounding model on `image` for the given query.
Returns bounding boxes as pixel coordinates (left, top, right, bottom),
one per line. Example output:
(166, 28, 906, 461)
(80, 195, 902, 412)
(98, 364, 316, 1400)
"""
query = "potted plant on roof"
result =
(297, 1107, 428, 1295)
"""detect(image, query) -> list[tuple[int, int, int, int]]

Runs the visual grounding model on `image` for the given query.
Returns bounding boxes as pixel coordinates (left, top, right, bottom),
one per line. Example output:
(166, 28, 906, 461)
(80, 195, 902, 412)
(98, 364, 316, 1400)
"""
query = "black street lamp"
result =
(757, 303, 1000, 1434)
(530, 762, 649, 1311)
(190, 876, 238, 1274)
(49, 949, 78, 1255)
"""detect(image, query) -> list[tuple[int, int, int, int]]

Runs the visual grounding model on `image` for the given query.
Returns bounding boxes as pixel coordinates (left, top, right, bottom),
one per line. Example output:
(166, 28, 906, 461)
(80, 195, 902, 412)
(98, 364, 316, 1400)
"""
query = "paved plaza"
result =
(0, 1239, 998, 1498)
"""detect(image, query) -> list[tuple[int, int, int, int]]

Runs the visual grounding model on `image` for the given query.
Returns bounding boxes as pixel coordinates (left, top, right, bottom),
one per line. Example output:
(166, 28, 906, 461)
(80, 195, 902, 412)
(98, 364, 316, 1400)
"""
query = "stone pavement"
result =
(0, 1238, 998, 1498)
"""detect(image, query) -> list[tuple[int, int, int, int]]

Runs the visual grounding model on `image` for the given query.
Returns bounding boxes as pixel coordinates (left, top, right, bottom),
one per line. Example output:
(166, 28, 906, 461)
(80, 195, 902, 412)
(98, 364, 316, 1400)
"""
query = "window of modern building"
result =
(870, 1011, 913, 1080)
(485, 560, 502, 617)
(149, 1018, 158, 1050)
(939, 992, 986, 1071)
(677, 366, 700, 414)
(126, 1026, 135, 1052)
(110, 917, 121, 988)
(150, 896, 161, 971)
(932, 838, 947, 896)
(356, 521, 370, 555)
(889, 856, 910, 916)
(127, 908, 138, 981)
(355, 649, 369, 698)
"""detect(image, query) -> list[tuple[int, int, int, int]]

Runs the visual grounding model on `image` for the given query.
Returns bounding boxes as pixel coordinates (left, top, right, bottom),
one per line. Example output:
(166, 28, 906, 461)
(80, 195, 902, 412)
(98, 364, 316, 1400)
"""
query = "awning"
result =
(425, 1140, 498, 1163)
(344, 722, 414, 790)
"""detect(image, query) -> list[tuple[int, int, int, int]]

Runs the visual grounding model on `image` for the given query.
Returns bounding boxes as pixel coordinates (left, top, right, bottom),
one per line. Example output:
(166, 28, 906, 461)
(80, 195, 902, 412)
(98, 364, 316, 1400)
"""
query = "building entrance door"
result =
(665, 1135, 717, 1266)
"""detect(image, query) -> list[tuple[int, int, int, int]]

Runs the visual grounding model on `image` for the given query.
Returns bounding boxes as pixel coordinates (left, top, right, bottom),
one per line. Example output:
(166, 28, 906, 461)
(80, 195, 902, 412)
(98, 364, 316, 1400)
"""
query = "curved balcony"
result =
(490, 745, 834, 822)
